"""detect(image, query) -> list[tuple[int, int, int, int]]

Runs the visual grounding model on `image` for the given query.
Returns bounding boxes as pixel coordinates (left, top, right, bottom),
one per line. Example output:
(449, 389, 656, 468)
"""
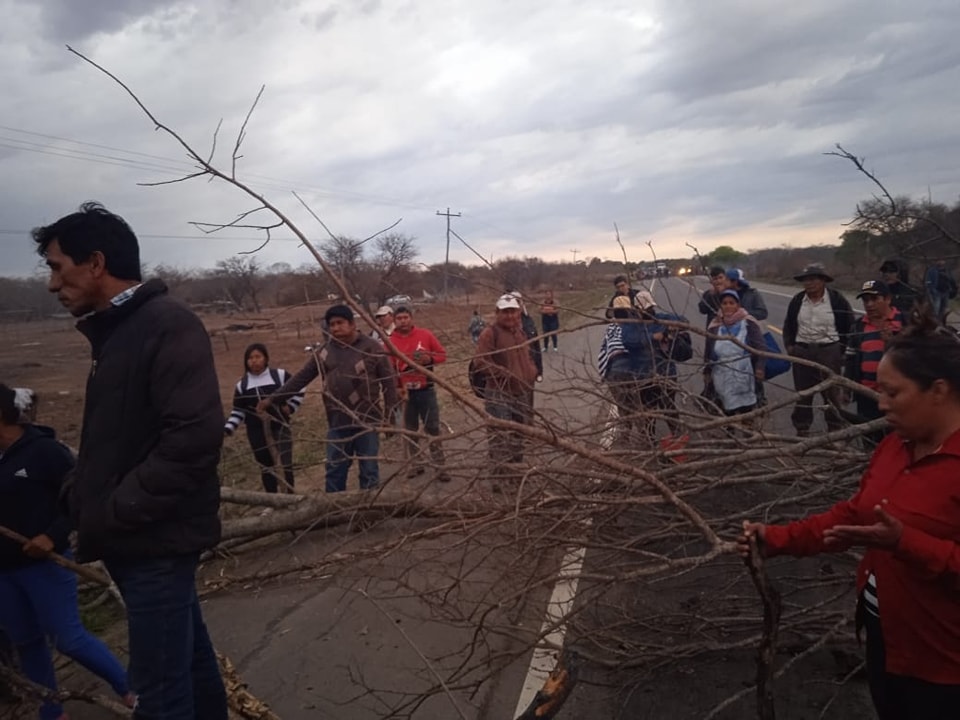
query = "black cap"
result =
(856, 280, 891, 299)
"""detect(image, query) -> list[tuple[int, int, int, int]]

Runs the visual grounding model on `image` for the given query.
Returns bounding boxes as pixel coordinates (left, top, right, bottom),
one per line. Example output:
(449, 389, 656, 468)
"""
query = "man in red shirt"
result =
(390, 306, 449, 481)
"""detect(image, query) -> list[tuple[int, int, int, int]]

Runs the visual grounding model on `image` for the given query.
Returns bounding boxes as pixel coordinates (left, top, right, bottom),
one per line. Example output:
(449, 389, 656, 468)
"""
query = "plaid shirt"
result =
(110, 284, 143, 307)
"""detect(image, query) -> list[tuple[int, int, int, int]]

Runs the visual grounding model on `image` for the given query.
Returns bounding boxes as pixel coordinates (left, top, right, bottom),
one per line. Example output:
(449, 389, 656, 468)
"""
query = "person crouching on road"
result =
(473, 295, 539, 476)
(737, 312, 960, 720)
(224, 343, 303, 493)
(704, 290, 766, 417)
(259, 305, 399, 492)
(0, 384, 136, 720)
(390, 306, 450, 482)
(782, 263, 854, 436)
(844, 280, 904, 447)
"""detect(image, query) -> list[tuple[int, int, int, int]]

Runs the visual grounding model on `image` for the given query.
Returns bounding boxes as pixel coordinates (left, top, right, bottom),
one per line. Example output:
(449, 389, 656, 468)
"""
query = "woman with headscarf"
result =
(0, 383, 134, 720)
(704, 289, 766, 415)
(224, 343, 304, 493)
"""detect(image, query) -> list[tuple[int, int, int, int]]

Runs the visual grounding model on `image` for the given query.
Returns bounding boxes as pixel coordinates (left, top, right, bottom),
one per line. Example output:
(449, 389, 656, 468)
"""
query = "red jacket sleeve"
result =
(763, 461, 875, 556)
(426, 331, 447, 366)
(894, 526, 960, 584)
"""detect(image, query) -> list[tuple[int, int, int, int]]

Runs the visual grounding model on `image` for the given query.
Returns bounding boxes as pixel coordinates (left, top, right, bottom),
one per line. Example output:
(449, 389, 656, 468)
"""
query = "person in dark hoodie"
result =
(32, 203, 227, 719)
(0, 384, 134, 720)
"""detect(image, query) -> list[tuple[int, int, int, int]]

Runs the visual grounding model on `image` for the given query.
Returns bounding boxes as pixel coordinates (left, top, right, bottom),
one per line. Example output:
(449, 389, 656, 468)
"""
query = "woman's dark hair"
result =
(0, 384, 21, 425)
(32, 202, 142, 282)
(243, 343, 270, 372)
(885, 302, 960, 391)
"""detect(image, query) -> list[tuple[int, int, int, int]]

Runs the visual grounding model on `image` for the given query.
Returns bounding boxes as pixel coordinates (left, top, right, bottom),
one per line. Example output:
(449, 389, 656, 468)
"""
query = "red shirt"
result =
(764, 430, 960, 684)
(389, 326, 447, 390)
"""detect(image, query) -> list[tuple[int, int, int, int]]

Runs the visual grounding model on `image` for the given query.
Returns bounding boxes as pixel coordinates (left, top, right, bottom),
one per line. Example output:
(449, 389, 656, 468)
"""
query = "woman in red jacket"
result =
(737, 314, 960, 720)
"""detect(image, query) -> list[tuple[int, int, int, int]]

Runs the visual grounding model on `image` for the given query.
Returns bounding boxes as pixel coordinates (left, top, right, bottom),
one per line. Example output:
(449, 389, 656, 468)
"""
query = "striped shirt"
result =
(855, 310, 903, 389)
(597, 324, 626, 379)
(225, 368, 303, 434)
(863, 572, 879, 617)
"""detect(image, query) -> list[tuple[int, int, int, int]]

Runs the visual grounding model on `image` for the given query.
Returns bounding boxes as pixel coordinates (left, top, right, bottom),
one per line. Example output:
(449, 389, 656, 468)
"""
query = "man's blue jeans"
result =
(105, 554, 227, 720)
(0, 558, 129, 720)
(326, 425, 380, 492)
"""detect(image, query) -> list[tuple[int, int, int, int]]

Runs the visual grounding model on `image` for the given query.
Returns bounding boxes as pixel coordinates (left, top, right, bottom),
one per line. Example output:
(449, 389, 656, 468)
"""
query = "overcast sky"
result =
(2, 0, 959, 277)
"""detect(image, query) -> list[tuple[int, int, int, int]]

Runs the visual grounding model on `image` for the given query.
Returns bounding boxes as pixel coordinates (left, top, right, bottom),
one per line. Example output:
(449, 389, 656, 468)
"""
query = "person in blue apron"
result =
(704, 290, 766, 416)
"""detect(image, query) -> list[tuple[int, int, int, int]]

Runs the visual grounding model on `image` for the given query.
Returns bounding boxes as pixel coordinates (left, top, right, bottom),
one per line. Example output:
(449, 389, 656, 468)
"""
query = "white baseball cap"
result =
(634, 290, 657, 310)
(495, 295, 521, 310)
(374, 305, 394, 317)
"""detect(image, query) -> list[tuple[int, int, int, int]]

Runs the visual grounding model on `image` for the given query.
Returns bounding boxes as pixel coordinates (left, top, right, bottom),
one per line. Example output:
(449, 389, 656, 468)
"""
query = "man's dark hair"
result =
(393, 305, 412, 317)
(613, 275, 627, 285)
(0, 384, 20, 425)
(709, 266, 725, 278)
(32, 202, 142, 281)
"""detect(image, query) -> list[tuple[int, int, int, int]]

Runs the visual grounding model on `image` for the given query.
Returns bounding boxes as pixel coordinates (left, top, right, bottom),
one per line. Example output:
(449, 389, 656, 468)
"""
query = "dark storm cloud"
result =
(19, 0, 182, 42)
(3, 0, 960, 276)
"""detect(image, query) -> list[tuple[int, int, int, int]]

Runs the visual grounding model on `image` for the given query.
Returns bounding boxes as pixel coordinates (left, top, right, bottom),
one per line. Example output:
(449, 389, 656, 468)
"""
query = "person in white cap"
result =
(615, 289, 693, 444)
(473, 294, 539, 481)
(370, 305, 395, 345)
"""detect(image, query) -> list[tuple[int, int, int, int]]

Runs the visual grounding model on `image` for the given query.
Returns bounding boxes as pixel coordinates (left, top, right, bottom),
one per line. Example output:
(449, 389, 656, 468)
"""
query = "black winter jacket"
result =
(70, 280, 223, 561)
(782, 288, 855, 352)
(0, 425, 74, 570)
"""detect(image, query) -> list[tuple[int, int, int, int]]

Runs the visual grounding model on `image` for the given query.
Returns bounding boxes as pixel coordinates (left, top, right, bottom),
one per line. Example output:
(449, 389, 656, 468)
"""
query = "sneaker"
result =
(553, 347, 559, 353)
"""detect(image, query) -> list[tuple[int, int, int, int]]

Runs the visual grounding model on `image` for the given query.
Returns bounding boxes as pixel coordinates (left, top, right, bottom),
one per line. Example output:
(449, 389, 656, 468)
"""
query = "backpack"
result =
(661, 314, 693, 362)
(468, 358, 486, 398)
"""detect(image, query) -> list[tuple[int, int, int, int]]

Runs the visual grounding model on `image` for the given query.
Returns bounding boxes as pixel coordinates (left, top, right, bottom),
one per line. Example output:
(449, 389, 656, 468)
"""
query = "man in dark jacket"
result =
(724, 268, 768, 321)
(606, 274, 641, 319)
(879, 259, 918, 321)
(33, 203, 228, 719)
(697, 266, 729, 327)
(782, 263, 855, 436)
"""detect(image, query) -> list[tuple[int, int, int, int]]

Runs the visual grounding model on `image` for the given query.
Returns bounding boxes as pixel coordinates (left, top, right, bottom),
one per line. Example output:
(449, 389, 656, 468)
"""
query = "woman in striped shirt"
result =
(737, 313, 960, 719)
(224, 343, 304, 493)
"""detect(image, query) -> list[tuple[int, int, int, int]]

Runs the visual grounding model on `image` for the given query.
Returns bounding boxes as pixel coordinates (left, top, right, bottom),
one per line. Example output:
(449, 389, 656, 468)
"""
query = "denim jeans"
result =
(0, 558, 129, 720)
(105, 554, 227, 720)
(326, 425, 380, 492)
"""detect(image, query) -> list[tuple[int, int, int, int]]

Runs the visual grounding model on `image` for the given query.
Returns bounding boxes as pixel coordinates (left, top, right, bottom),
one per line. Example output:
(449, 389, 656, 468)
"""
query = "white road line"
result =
(513, 279, 657, 716)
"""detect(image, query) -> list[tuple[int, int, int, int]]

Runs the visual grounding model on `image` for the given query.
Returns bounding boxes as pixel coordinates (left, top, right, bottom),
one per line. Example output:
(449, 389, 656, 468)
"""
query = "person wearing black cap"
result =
(259, 305, 399, 492)
(782, 263, 855, 436)
(844, 280, 903, 445)
(879, 260, 919, 320)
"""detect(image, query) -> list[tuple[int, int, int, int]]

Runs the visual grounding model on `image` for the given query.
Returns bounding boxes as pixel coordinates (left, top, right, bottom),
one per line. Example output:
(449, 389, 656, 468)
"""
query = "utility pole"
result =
(436, 207, 461, 300)
(570, 248, 580, 264)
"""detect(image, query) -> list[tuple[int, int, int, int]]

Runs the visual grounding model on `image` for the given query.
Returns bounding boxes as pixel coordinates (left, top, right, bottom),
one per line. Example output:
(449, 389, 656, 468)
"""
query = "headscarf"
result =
(709, 290, 750, 329)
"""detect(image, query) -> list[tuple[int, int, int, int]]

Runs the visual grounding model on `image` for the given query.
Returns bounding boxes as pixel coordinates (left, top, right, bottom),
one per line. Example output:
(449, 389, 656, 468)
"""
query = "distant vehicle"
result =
(386, 294, 413, 306)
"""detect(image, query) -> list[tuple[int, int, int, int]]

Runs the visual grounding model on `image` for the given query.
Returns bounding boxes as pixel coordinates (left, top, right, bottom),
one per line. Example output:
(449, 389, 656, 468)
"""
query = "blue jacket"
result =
(0, 425, 74, 570)
(620, 312, 690, 379)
